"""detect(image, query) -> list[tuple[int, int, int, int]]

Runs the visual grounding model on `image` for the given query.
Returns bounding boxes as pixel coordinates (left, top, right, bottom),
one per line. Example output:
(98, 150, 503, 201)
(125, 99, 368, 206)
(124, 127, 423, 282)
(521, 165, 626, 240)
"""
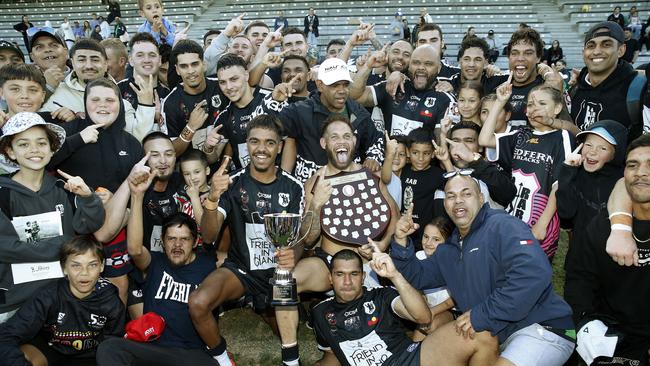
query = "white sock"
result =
(213, 351, 233, 366)
(283, 360, 299, 366)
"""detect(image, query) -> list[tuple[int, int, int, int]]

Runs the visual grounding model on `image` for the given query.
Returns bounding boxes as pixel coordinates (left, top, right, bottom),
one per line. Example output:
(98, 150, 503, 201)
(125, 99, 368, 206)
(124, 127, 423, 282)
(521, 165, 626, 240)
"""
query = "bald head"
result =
(443, 174, 484, 236)
(408, 45, 440, 90)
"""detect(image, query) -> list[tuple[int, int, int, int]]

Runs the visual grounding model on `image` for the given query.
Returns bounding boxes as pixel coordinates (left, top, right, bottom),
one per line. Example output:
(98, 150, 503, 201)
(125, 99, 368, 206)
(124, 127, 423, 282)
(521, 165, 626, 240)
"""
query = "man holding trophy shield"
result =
(275, 114, 399, 366)
(188, 114, 305, 366)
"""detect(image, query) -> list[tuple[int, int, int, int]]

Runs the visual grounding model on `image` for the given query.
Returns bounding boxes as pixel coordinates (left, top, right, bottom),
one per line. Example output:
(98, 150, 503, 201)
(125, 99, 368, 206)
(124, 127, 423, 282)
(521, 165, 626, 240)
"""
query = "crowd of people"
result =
(0, 0, 649, 365)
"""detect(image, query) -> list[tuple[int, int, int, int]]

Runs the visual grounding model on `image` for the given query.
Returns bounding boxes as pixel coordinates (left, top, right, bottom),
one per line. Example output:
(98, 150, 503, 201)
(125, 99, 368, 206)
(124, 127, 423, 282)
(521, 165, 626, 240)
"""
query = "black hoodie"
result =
(557, 120, 627, 265)
(570, 61, 639, 139)
(50, 84, 144, 193)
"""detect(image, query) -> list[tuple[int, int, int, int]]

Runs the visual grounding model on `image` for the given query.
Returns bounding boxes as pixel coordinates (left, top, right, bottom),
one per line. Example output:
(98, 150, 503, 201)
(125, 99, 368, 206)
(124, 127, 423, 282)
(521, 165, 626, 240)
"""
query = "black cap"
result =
(488, 30, 494, 35)
(584, 21, 625, 44)
(0, 40, 24, 62)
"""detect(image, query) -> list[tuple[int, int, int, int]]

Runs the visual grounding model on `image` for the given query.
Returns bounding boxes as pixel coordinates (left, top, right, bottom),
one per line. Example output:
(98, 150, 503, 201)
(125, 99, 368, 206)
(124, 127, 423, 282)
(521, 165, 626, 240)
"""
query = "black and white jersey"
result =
(118, 77, 170, 110)
(217, 167, 304, 281)
(371, 79, 454, 135)
(508, 76, 544, 127)
(142, 173, 185, 252)
(400, 164, 446, 248)
(160, 78, 226, 150)
(312, 287, 415, 366)
(215, 87, 285, 169)
(438, 62, 461, 81)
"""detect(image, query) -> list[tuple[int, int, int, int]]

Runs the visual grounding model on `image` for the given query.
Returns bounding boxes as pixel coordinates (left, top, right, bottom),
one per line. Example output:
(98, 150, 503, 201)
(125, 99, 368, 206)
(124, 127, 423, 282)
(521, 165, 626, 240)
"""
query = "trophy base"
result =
(271, 280, 299, 306)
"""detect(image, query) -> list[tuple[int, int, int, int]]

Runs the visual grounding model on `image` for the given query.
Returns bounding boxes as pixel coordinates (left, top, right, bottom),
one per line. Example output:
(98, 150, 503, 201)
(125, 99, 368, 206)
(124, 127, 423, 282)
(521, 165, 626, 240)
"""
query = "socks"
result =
(207, 338, 233, 366)
(281, 343, 300, 366)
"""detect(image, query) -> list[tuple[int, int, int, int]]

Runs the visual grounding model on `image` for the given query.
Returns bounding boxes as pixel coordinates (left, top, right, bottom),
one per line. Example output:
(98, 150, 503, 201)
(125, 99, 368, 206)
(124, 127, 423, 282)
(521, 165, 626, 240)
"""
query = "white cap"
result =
(317, 58, 353, 86)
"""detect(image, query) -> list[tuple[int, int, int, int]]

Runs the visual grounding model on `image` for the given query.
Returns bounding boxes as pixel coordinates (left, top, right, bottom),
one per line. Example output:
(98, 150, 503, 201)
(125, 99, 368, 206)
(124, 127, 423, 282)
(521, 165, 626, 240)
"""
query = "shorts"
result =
(500, 323, 575, 366)
(29, 334, 96, 366)
(313, 247, 333, 270)
(102, 229, 133, 277)
(127, 271, 144, 307)
(221, 259, 273, 312)
(385, 342, 421, 366)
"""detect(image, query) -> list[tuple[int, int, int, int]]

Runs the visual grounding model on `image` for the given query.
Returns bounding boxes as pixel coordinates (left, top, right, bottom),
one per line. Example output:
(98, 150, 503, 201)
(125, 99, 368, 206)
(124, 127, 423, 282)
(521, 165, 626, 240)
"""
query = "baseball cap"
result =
(576, 126, 617, 146)
(584, 21, 624, 44)
(395, 11, 403, 16)
(124, 312, 166, 342)
(318, 57, 352, 86)
(0, 41, 24, 62)
(27, 26, 65, 50)
(488, 30, 494, 35)
(0, 112, 66, 169)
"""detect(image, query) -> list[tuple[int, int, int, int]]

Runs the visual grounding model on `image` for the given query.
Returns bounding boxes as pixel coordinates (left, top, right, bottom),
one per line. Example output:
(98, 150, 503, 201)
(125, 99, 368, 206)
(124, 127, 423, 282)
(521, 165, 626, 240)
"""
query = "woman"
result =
(0, 112, 105, 322)
(82, 21, 92, 39)
(91, 25, 103, 41)
(0, 236, 125, 366)
(544, 40, 563, 65)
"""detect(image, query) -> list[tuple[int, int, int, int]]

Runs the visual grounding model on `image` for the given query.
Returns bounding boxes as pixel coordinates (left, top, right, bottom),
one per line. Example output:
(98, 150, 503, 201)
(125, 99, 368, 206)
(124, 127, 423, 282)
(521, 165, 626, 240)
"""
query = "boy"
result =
(137, 0, 176, 46)
(382, 132, 408, 210)
(400, 128, 446, 249)
(176, 149, 210, 227)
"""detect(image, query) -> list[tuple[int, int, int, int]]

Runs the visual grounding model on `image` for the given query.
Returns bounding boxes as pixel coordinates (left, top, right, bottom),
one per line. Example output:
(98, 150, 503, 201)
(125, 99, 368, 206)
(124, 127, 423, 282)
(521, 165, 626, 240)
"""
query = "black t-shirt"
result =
(622, 39, 639, 63)
(118, 77, 170, 110)
(372, 79, 454, 136)
(508, 75, 544, 127)
(438, 62, 460, 81)
(400, 164, 445, 247)
(143, 252, 216, 349)
(142, 173, 185, 252)
(160, 78, 226, 150)
(218, 167, 304, 281)
(215, 88, 279, 169)
(312, 287, 415, 366)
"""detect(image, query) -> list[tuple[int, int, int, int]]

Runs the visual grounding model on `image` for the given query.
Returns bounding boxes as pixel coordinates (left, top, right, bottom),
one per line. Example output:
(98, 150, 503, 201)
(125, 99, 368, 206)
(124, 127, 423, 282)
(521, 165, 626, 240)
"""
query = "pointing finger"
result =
(572, 143, 584, 155)
(431, 139, 440, 150)
(216, 155, 231, 175)
(366, 238, 380, 253)
(506, 73, 513, 84)
(57, 169, 73, 180)
(137, 151, 151, 166)
(289, 73, 302, 85)
(445, 137, 457, 146)
(237, 13, 246, 20)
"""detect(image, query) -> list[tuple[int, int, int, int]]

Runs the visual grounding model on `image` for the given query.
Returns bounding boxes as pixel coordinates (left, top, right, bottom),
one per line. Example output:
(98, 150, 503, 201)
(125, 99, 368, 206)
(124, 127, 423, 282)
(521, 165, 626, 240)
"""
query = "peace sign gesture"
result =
(172, 23, 191, 47)
(224, 13, 246, 37)
(272, 72, 302, 102)
(432, 138, 449, 163)
(129, 74, 155, 105)
(57, 170, 93, 197)
(564, 143, 584, 167)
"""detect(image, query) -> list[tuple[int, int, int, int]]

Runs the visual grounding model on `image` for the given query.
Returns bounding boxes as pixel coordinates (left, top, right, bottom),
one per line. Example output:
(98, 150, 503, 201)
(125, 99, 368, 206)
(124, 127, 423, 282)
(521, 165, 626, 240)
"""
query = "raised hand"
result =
(57, 170, 93, 197)
(537, 62, 563, 91)
(188, 100, 208, 131)
(439, 108, 453, 137)
(366, 47, 387, 69)
(127, 152, 155, 194)
(80, 123, 103, 144)
(224, 13, 246, 37)
(432, 138, 449, 163)
(272, 73, 301, 102)
(446, 138, 473, 164)
(208, 156, 231, 201)
(385, 130, 398, 156)
(263, 51, 285, 68)
(370, 251, 399, 279)
(172, 24, 191, 47)
(395, 206, 419, 243)
(263, 24, 283, 49)
(204, 124, 225, 152)
(311, 168, 333, 210)
(496, 73, 513, 103)
(564, 143, 583, 167)
(386, 71, 407, 99)
(129, 74, 155, 105)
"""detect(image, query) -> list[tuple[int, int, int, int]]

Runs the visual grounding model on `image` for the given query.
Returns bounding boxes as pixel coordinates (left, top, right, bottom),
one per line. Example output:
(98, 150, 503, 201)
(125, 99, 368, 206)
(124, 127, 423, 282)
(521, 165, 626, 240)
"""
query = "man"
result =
(351, 45, 454, 136)
(484, 30, 500, 64)
(274, 10, 288, 31)
(274, 114, 398, 366)
(41, 39, 155, 142)
(189, 115, 304, 366)
(227, 35, 254, 66)
(202, 29, 220, 52)
(565, 134, 650, 366)
(607, 6, 626, 29)
(325, 38, 346, 59)
(278, 55, 310, 101)
(209, 53, 281, 169)
(390, 12, 405, 41)
(28, 27, 69, 92)
(390, 174, 576, 365)
(622, 27, 640, 64)
(451, 37, 504, 94)
(570, 21, 647, 139)
(118, 32, 170, 116)
(160, 39, 226, 156)
(0, 41, 24, 69)
(245, 20, 270, 51)
(415, 23, 459, 80)
(304, 7, 319, 47)
(271, 57, 384, 182)
(249, 27, 310, 87)
(312, 250, 432, 366)
(101, 38, 128, 82)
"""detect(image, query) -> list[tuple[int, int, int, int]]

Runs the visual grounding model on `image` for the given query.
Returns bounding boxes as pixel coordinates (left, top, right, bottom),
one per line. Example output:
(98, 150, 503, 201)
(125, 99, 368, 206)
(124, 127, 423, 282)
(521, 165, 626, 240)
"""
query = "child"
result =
(457, 80, 483, 126)
(400, 127, 446, 249)
(137, 0, 176, 46)
(381, 132, 407, 210)
(0, 236, 125, 365)
(416, 216, 454, 259)
(557, 120, 626, 264)
(176, 149, 210, 228)
(0, 112, 104, 321)
(479, 81, 574, 259)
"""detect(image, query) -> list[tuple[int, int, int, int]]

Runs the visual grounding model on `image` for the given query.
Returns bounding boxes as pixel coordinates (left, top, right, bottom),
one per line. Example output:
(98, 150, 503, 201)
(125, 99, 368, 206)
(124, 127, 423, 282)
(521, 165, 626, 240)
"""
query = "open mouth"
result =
(514, 65, 527, 78)
(453, 207, 467, 218)
(414, 72, 428, 84)
(590, 57, 605, 65)
(335, 147, 349, 164)
(253, 153, 270, 162)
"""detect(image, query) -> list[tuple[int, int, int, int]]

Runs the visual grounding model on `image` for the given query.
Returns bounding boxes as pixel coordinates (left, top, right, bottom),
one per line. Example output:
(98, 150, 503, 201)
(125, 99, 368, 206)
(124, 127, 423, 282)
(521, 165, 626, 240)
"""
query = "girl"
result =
(457, 80, 483, 126)
(544, 40, 563, 65)
(479, 80, 574, 259)
(0, 112, 104, 322)
(416, 216, 453, 259)
(0, 236, 124, 366)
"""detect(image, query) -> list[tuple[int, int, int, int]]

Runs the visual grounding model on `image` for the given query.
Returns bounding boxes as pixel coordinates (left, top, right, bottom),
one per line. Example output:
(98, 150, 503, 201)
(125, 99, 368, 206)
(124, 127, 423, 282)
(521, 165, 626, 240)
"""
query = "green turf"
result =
(220, 231, 571, 365)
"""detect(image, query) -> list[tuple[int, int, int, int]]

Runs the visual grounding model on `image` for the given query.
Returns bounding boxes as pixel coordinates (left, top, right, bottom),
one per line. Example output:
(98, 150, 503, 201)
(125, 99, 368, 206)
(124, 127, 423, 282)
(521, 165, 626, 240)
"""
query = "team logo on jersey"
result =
(278, 193, 290, 207)
(88, 313, 107, 328)
(406, 100, 418, 111)
(363, 300, 376, 315)
(424, 97, 436, 108)
(576, 100, 603, 130)
(211, 94, 221, 108)
(55, 204, 64, 215)
(57, 312, 66, 324)
(344, 315, 361, 331)
(325, 312, 337, 326)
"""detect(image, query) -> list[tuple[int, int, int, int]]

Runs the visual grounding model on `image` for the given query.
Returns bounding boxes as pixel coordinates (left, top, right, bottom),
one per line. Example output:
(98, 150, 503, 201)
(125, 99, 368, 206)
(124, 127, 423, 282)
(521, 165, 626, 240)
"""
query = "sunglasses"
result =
(442, 168, 474, 179)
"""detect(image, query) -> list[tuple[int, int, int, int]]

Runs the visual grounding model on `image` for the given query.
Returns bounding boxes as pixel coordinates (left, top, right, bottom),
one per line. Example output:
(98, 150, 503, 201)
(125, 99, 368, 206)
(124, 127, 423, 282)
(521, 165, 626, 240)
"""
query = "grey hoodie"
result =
(0, 174, 104, 313)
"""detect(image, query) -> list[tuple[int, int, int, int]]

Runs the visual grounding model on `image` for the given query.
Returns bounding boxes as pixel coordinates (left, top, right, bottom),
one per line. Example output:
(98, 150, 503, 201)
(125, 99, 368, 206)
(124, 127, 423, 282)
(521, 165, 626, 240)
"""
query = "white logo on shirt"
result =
(245, 223, 277, 270)
(339, 330, 392, 366)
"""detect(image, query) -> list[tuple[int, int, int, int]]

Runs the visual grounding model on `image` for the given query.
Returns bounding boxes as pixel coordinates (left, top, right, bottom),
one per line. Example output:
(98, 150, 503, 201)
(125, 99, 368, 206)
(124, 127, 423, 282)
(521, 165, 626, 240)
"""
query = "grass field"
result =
(219, 232, 571, 365)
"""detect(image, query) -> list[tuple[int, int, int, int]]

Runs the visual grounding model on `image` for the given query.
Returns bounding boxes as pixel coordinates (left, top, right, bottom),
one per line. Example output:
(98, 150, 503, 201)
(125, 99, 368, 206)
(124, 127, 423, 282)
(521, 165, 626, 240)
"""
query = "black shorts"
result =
(313, 247, 333, 271)
(29, 334, 96, 366)
(102, 228, 133, 278)
(221, 259, 273, 312)
(385, 342, 421, 366)
(593, 332, 650, 366)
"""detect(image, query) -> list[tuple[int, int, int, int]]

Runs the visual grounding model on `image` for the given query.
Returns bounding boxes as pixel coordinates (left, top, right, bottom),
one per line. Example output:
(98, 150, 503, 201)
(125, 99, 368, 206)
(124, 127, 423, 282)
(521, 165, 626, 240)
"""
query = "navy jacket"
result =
(390, 204, 574, 342)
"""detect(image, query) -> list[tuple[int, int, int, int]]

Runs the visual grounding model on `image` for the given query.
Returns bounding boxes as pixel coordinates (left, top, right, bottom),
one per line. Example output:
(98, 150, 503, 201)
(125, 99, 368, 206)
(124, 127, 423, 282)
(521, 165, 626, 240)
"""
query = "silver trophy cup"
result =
(260, 212, 312, 306)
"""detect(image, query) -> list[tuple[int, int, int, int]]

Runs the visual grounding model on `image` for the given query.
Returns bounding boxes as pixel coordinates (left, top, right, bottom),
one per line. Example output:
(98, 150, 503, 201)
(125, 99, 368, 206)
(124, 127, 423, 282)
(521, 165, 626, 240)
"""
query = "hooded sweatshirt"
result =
(570, 61, 639, 139)
(557, 120, 627, 258)
(50, 84, 144, 193)
(0, 174, 104, 313)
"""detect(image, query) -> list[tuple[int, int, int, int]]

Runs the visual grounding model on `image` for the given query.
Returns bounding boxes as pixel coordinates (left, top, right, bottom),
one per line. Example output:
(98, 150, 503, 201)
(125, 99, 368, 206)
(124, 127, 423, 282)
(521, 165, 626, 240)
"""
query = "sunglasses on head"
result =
(442, 168, 474, 179)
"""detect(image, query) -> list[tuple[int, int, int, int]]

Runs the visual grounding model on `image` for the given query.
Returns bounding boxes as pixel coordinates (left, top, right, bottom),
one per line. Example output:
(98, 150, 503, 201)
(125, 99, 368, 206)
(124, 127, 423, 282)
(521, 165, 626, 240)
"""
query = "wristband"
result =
(609, 211, 633, 219)
(180, 126, 194, 142)
(184, 125, 195, 134)
(203, 198, 219, 211)
(179, 135, 191, 143)
(611, 224, 632, 232)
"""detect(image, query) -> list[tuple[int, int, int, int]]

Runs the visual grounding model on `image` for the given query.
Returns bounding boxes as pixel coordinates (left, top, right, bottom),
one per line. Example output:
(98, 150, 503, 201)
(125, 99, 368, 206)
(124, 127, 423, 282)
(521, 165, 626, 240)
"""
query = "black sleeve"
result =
(48, 119, 86, 169)
(0, 287, 55, 366)
(103, 293, 126, 338)
(161, 92, 185, 137)
(469, 159, 516, 207)
(556, 163, 580, 221)
(489, 131, 517, 172)
(356, 115, 384, 164)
